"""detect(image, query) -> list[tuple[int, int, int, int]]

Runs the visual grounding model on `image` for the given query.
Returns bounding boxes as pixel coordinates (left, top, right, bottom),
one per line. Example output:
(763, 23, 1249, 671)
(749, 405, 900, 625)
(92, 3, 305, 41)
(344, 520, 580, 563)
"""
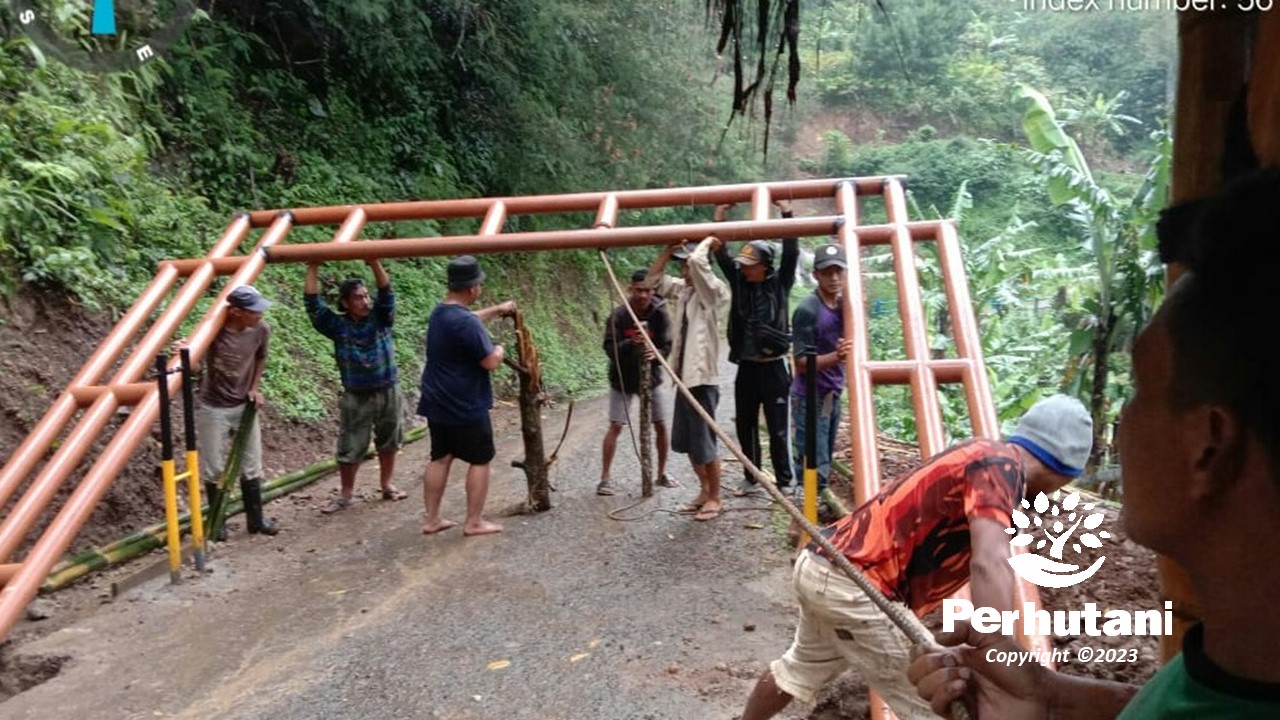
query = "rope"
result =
(606, 496, 773, 522)
(596, 246, 969, 720)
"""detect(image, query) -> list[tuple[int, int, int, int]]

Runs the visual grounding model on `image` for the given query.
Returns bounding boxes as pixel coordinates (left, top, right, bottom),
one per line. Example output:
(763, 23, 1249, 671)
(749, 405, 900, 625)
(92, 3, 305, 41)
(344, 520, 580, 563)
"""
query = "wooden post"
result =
(1158, 7, 1255, 663)
(639, 354, 654, 498)
(508, 310, 552, 512)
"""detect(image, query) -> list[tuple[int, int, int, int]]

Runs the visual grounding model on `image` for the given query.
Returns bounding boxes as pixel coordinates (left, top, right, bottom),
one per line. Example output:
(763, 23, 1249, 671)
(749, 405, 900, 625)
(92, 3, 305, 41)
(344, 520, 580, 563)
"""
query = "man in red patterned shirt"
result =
(740, 394, 1093, 720)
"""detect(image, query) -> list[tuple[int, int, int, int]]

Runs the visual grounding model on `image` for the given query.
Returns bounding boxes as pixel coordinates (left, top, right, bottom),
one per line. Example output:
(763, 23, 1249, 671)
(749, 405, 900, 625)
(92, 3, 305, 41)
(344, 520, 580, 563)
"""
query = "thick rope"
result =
(597, 246, 968, 720)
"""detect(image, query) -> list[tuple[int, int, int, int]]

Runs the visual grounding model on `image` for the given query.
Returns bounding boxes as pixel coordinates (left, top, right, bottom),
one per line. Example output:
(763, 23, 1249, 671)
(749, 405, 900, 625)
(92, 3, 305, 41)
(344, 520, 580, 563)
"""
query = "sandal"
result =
(596, 480, 616, 496)
(694, 504, 722, 521)
(656, 473, 680, 488)
(381, 487, 408, 501)
(320, 496, 352, 514)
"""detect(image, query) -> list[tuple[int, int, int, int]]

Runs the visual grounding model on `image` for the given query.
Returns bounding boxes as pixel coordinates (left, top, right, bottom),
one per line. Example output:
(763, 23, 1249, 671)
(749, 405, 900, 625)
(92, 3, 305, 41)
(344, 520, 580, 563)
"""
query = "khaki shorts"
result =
(770, 550, 935, 720)
(337, 386, 403, 464)
(608, 385, 670, 426)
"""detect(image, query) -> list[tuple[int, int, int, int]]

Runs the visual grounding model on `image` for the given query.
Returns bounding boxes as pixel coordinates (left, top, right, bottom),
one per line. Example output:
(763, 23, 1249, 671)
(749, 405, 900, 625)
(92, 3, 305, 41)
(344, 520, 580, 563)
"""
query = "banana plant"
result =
(1016, 84, 1169, 470)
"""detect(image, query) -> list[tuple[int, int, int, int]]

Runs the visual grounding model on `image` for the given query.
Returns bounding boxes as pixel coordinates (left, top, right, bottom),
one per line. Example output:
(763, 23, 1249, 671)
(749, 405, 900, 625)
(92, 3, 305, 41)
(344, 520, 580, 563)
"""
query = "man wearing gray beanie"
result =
(741, 394, 1092, 720)
(910, 167, 1280, 719)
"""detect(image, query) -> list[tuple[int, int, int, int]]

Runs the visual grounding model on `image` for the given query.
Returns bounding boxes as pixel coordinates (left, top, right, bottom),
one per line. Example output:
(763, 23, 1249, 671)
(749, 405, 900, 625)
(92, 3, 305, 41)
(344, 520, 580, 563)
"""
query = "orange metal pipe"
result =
(69, 383, 154, 407)
(481, 202, 507, 235)
(936, 215, 1051, 660)
(180, 214, 294, 369)
(0, 564, 17, 586)
(261, 217, 843, 263)
(0, 218, 256, 563)
(836, 183, 881, 507)
(0, 215, 291, 640)
(593, 195, 618, 229)
(246, 177, 902, 227)
(167, 219, 947, 273)
(935, 220, 1000, 439)
(168, 256, 249, 275)
(751, 184, 772, 221)
(0, 261, 183, 509)
(884, 179, 946, 458)
(867, 360, 972, 385)
(335, 208, 367, 243)
(0, 372, 177, 634)
(0, 212, 248, 509)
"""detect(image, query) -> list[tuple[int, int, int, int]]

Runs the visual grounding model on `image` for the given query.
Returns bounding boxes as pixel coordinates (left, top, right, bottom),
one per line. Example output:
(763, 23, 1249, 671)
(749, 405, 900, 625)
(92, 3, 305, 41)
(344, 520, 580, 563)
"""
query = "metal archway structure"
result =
(0, 175, 1051, 692)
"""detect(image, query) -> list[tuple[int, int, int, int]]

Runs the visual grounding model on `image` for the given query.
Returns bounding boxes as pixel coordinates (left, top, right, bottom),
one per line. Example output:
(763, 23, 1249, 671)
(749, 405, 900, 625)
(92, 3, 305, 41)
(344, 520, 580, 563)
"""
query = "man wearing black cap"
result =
(712, 200, 800, 497)
(305, 259, 407, 514)
(177, 285, 278, 538)
(789, 243, 854, 507)
(418, 255, 516, 537)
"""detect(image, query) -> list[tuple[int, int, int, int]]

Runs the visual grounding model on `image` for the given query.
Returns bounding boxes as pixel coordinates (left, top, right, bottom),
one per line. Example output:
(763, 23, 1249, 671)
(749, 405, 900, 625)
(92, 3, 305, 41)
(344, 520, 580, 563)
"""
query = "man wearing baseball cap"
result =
(789, 243, 854, 513)
(740, 394, 1092, 720)
(177, 285, 279, 539)
(712, 200, 801, 500)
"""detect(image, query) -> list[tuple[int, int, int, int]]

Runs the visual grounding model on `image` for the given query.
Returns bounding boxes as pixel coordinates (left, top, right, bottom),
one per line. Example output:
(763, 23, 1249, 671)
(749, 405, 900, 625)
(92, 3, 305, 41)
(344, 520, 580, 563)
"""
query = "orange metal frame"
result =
(0, 178, 1049, 687)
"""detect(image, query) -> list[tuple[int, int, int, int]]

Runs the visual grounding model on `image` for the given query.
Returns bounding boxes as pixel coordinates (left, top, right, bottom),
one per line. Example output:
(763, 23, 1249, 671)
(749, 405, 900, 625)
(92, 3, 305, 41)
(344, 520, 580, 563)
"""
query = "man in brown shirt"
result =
(188, 285, 279, 538)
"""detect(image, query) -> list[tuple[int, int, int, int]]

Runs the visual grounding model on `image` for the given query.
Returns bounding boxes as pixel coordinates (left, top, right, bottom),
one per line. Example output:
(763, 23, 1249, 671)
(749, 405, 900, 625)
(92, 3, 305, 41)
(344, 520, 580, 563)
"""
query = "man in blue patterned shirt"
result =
(305, 259, 408, 513)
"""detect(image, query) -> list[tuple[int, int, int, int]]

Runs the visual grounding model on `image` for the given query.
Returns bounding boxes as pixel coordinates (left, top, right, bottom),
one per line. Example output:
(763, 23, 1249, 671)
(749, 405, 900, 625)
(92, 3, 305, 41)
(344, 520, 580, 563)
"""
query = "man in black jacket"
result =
(598, 269, 677, 495)
(713, 200, 800, 496)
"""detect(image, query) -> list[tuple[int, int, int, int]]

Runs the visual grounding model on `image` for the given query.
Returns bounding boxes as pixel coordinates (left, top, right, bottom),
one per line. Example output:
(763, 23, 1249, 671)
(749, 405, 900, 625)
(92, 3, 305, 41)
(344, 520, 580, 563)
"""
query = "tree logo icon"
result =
(1005, 491, 1110, 589)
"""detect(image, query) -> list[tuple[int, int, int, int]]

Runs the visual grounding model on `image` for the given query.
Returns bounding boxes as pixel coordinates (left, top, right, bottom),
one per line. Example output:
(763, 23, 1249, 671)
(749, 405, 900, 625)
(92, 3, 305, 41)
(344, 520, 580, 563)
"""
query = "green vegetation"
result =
(0, 0, 765, 417)
(1, 0, 1178, 475)
(780, 0, 1175, 471)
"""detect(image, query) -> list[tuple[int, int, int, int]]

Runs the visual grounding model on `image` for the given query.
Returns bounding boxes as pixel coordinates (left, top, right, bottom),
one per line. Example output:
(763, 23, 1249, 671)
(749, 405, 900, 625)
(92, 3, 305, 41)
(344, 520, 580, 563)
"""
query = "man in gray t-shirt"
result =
(181, 285, 279, 538)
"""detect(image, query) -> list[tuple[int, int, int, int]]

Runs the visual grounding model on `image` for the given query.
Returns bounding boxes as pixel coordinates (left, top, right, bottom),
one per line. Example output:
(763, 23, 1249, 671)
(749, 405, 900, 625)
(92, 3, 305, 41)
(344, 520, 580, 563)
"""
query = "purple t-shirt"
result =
(790, 293, 845, 397)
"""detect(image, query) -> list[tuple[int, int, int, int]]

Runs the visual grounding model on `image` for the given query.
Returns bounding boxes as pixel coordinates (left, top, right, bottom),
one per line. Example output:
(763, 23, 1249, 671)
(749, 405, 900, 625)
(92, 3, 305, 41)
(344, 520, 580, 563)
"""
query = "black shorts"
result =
(428, 417, 496, 465)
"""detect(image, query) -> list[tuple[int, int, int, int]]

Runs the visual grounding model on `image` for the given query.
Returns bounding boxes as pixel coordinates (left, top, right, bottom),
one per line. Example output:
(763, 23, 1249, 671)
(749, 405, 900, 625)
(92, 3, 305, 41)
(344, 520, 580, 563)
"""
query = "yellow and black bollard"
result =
(155, 354, 183, 584)
(179, 349, 206, 572)
(799, 348, 819, 544)
(156, 351, 206, 584)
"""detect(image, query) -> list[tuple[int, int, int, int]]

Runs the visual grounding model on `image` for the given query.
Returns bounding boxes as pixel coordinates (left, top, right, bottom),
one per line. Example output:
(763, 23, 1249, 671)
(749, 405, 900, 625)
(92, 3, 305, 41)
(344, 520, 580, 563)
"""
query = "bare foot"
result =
(422, 518, 458, 535)
(463, 520, 504, 536)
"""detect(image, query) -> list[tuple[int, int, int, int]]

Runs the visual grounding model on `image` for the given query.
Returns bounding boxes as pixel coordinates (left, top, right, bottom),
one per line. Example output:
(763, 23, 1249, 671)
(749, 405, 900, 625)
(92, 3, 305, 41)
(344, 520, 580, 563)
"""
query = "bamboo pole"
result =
(639, 355, 654, 498)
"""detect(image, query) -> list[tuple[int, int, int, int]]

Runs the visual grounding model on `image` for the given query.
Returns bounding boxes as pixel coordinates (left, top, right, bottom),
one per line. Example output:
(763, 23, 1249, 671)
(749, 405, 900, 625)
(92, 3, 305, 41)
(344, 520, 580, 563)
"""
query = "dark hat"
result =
(671, 241, 698, 261)
(735, 240, 776, 267)
(447, 255, 486, 290)
(630, 269, 648, 284)
(813, 243, 847, 270)
(1007, 395, 1093, 478)
(227, 285, 271, 312)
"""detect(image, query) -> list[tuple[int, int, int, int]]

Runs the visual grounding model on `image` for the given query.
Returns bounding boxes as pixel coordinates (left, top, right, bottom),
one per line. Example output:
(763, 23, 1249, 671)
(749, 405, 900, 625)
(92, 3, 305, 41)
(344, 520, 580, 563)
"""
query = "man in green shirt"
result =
(906, 168, 1280, 718)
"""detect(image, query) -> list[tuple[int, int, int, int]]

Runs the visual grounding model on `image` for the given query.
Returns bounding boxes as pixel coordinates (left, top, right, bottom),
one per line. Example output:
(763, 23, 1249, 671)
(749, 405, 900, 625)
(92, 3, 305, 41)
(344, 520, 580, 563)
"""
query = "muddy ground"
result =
(0, 291, 346, 556)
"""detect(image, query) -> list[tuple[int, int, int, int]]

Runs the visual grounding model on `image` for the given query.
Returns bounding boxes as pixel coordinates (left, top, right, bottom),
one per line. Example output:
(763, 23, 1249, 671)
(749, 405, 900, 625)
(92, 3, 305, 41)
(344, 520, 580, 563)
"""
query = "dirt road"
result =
(0, 369, 825, 720)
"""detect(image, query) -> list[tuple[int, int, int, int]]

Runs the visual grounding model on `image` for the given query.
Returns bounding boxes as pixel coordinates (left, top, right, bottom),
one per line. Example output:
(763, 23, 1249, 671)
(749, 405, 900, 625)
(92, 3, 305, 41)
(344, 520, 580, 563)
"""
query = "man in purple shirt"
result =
(790, 243, 852, 506)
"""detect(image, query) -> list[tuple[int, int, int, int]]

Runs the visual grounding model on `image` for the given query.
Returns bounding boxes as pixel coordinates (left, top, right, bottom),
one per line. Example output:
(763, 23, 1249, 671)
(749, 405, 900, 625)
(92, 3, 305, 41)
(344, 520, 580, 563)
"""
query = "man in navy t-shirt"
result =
(417, 255, 516, 537)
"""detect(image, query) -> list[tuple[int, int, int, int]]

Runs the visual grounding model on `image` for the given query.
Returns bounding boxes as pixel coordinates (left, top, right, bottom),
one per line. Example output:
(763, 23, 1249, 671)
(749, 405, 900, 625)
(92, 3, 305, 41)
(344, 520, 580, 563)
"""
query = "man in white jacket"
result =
(646, 235, 731, 521)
